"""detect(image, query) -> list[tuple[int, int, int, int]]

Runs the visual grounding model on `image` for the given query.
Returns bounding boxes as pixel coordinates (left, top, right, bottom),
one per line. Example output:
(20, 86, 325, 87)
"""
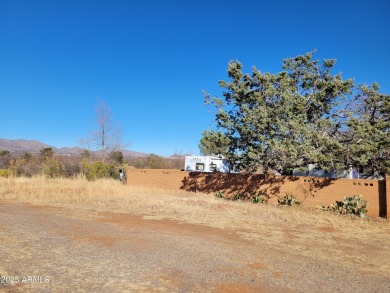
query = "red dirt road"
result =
(0, 200, 389, 292)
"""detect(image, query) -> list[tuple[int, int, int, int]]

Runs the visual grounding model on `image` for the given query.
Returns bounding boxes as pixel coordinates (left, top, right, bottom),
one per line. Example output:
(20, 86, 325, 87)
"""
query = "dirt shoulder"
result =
(1, 199, 389, 293)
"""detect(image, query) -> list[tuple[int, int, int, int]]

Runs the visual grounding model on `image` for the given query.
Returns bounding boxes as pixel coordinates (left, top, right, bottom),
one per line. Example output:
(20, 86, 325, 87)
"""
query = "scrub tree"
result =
(82, 99, 126, 162)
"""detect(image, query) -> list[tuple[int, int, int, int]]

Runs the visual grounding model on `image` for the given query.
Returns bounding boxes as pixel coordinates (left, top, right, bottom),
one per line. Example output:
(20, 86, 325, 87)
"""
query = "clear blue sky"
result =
(1, 0, 389, 156)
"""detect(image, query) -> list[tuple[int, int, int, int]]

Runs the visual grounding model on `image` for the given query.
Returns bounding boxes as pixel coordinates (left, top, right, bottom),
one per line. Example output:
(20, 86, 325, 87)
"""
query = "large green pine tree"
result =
(203, 51, 389, 175)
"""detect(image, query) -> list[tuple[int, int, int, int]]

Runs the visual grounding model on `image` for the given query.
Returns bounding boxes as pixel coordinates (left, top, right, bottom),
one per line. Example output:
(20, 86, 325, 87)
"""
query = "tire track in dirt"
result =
(1, 200, 389, 292)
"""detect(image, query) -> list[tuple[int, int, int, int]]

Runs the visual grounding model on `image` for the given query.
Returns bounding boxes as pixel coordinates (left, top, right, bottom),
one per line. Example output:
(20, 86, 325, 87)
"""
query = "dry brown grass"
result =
(0, 175, 386, 227)
(1, 176, 390, 276)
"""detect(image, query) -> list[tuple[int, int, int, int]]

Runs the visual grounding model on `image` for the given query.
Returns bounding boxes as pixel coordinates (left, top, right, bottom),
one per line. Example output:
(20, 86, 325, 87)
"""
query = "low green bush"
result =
(81, 158, 114, 181)
(278, 193, 300, 206)
(251, 192, 267, 204)
(321, 195, 367, 218)
(215, 191, 224, 198)
(0, 169, 9, 178)
(231, 193, 242, 201)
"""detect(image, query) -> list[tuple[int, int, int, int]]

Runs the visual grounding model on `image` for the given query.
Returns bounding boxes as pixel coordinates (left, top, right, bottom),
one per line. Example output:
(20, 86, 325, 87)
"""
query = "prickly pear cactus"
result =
(324, 195, 367, 217)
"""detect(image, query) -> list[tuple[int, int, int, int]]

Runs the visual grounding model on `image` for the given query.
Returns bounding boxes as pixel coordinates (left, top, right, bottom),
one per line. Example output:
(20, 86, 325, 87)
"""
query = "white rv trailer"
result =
(184, 155, 233, 173)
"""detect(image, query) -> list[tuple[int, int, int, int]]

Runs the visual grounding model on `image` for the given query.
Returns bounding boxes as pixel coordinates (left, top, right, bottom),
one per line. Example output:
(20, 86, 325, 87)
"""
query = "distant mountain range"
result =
(0, 138, 159, 158)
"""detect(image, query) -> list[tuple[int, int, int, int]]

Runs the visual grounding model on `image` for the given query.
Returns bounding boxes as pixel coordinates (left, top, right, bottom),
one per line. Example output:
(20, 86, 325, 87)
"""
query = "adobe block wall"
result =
(127, 168, 388, 218)
(127, 169, 189, 190)
(182, 173, 386, 218)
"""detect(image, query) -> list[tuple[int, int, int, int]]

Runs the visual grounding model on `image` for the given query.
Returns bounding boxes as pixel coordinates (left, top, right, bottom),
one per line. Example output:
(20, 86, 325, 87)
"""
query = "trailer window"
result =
(196, 163, 205, 171)
(210, 163, 216, 172)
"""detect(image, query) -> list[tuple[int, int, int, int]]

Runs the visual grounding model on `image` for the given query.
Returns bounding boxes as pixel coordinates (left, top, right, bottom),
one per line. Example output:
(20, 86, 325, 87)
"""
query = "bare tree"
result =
(82, 99, 126, 162)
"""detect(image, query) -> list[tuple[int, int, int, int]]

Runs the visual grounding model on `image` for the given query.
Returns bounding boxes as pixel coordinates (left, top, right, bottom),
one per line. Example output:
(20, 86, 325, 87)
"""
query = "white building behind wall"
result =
(184, 155, 234, 173)
(293, 164, 357, 179)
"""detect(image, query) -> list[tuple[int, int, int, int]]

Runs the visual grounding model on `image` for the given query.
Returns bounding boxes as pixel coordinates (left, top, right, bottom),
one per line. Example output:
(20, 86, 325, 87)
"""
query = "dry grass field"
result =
(0, 176, 390, 292)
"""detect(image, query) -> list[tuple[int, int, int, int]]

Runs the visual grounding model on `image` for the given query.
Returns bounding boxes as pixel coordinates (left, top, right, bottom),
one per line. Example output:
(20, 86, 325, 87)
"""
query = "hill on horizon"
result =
(0, 138, 153, 158)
